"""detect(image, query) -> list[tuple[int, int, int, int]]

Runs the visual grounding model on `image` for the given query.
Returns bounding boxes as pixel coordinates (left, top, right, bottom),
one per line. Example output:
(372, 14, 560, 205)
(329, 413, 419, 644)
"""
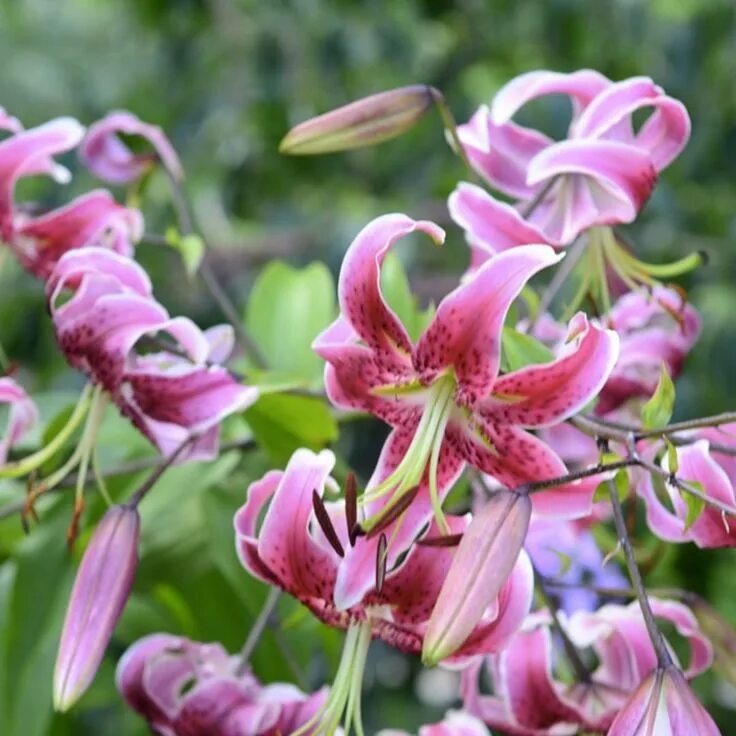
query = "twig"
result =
(127, 436, 196, 508)
(607, 474, 673, 668)
(235, 587, 281, 676)
(534, 567, 591, 683)
(166, 171, 268, 369)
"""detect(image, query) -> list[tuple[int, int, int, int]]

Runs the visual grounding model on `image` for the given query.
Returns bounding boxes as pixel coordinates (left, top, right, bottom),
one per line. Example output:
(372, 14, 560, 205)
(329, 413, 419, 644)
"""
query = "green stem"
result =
(430, 88, 478, 183)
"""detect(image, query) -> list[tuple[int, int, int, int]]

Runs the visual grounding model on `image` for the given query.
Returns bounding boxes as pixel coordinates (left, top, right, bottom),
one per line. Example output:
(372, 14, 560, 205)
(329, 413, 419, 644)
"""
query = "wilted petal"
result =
(279, 85, 434, 154)
(422, 489, 531, 664)
(448, 183, 553, 267)
(482, 313, 619, 427)
(490, 69, 611, 126)
(80, 110, 183, 184)
(54, 505, 140, 711)
(414, 245, 561, 406)
(0, 376, 39, 464)
(338, 213, 444, 358)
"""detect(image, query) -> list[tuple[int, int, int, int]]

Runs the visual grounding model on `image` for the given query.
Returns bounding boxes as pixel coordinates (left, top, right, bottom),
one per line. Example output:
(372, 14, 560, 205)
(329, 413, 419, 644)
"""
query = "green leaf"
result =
(244, 392, 338, 464)
(500, 328, 554, 373)
(640, 363, 675, 429)
(592, 470, 630, 503)
(665, 437, 679, 475)
(682, 480, 706, 531)
(245, 261, 336, 382)
(165, 227, 205, 279)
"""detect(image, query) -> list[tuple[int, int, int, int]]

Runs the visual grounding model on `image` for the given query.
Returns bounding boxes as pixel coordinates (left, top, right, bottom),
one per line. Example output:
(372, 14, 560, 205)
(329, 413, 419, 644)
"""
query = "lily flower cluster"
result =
(2, 64, 731, 736)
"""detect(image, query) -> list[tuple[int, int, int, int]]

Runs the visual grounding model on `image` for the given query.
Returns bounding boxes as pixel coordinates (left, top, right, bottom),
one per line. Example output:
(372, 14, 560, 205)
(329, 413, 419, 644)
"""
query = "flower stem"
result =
(607, 474, 673, 668)
(235, 586, 281, 676)
(534, 566, 592, 683)
(429, 87, 478, 183)
(165, 171, 268, 369)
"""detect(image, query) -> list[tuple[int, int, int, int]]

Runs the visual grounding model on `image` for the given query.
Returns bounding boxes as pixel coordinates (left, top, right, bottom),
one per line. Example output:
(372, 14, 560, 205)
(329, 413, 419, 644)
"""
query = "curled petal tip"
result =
(279, 85, 434, 155)
(53, 505, 139, 711)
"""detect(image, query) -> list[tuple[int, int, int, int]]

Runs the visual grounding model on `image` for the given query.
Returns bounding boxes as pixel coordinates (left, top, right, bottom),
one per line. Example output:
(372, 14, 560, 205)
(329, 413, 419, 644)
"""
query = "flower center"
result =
(292, 619, 372, 736)
(361, 374, 456, 535)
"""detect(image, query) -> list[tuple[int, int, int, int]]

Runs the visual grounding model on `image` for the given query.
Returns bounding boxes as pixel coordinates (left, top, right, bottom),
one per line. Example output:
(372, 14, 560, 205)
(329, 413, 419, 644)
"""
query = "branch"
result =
(235, 587, 281, 676)
(607, 474, 673, 668)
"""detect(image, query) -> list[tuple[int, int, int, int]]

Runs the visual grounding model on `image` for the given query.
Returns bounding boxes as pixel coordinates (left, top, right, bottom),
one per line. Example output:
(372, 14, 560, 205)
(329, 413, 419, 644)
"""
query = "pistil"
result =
(293, 619, 372, 736)
(360, 374, 456, 534)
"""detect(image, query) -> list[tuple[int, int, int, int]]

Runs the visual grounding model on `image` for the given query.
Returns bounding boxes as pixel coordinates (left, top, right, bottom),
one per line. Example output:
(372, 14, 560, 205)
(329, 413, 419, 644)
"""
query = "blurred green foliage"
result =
(1, 0, 735, 733)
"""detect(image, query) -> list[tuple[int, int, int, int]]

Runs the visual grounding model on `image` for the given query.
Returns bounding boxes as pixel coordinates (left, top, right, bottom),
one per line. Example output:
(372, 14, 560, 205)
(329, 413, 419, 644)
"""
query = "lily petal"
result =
(414, 245, 561, 406)
(490, 69, 611, 126)
(482, 313, 619, 427)
(448, 183, 553, 267)
(338, 213, 444, 359)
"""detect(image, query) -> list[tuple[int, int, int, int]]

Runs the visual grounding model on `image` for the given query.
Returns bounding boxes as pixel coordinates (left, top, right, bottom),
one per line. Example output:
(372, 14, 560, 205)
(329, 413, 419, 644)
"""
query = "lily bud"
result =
(279, 85, 435, 155)
(608, 666, 721, 735)
(54, 504, 140, 711)
(422, 490, 531, 665)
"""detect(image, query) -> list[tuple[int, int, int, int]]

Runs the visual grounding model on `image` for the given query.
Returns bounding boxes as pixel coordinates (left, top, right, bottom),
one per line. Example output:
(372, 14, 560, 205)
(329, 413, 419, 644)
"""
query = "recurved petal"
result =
(414, 245, 561, 407)
(482, 312, 619, 427)
(14, 189, 143, 279)
(0, 117, 85, 234)
(455, 107, 551, 198)
(527, 139, 657, 231)
(338, 214, 444, 357)
(236, 449, 340, 602)
(448, 183, 553, 268)
(80, 110, 184, 184)
(490, 69, 611, 126)
(571, 76, 690, 170)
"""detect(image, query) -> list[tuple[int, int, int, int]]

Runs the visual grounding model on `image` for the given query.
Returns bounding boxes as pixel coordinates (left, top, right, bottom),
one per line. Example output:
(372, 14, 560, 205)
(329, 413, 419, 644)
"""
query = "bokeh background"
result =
(0, 0, 735, 733)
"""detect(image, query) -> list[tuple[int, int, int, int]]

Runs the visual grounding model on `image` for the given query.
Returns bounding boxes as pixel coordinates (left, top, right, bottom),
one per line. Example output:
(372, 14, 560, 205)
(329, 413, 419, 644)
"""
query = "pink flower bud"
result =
(53, 505, 140, 711)
(422, 490, 531, 665)
(279, 85, 435, 155)
(608, 666, 721, 735)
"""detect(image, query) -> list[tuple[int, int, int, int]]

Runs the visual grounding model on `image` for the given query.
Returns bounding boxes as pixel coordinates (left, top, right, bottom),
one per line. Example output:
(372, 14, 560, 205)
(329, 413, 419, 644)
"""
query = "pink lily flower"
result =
(80, 110, 184, 185)
(234, 448, 533, 734)
(596, 286, 700, 415)
(0, 116, 85, 238)
(639, 437, 736, 548)
(0, 376, 39, 464)
(377, 710, 492, 736)
(116, 633, 327, 735)
(608, 665, 721, 735)
(314, 214, 619, 535)
(0, 107, 22, 135)
(454, 70, 690, 246)
(462, 599, 712, 735)
(11, 189, 143, 279)
(47, 247, 257, 461)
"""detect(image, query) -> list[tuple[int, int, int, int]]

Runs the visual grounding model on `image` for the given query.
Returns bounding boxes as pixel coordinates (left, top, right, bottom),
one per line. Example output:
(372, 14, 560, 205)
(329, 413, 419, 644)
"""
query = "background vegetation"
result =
(0, 0, 735, 733)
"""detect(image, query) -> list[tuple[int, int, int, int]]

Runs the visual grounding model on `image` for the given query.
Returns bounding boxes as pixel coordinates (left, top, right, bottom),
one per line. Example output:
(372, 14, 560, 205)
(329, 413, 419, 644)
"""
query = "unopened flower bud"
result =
(53, 504, 140, 711)
(279, 85, 435, 155)
(608, 666, 721, 735)
(422, 490, 531, 665)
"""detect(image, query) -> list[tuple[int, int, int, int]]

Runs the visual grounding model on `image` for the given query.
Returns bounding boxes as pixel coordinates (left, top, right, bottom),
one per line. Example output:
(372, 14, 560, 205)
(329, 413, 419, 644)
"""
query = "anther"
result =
(375, 533, 388, 594)
(344, 472, 358, 546)
(417, 533, 463, 547)
(312, 489, 345, 558)
(365, 485, 420, 539)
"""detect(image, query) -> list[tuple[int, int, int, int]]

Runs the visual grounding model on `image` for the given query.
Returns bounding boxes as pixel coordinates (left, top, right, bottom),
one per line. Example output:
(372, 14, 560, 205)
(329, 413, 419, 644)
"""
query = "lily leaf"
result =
(641, 363, 675, 429)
